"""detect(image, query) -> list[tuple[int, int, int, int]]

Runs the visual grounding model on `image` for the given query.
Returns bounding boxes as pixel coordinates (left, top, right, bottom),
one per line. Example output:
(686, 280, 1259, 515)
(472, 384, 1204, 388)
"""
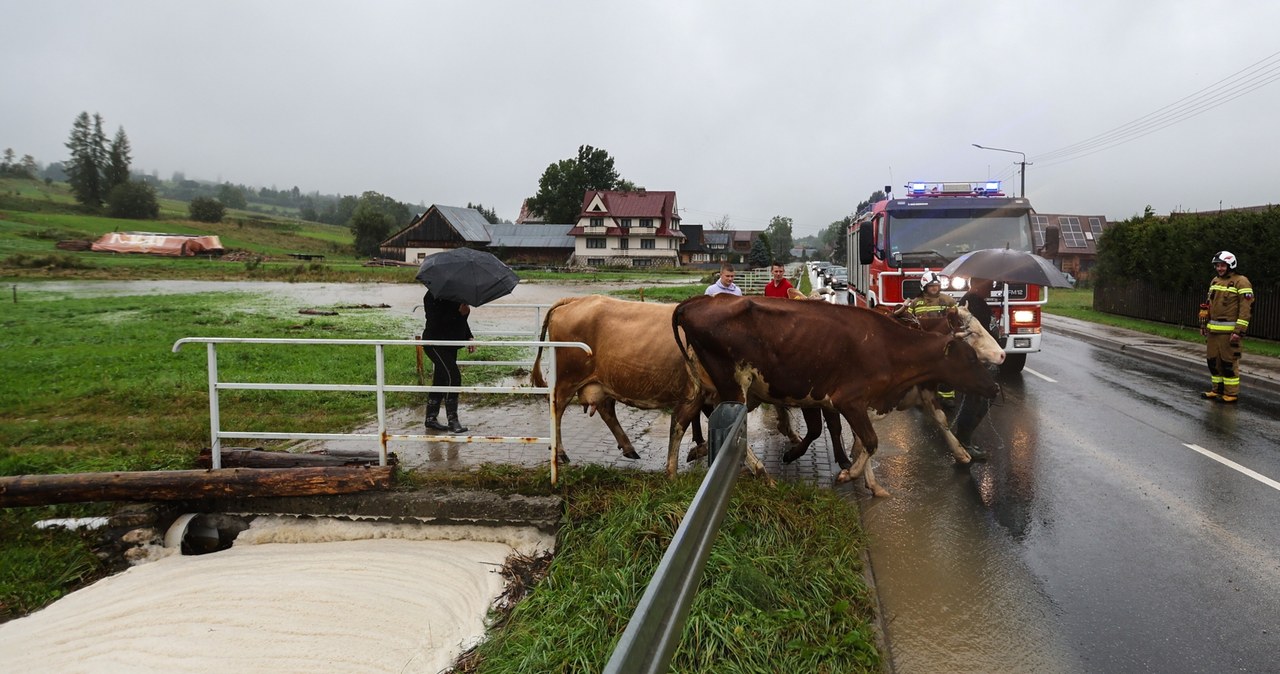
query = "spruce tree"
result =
(104, 126, 132, 192)
(64, 112, 103, 207)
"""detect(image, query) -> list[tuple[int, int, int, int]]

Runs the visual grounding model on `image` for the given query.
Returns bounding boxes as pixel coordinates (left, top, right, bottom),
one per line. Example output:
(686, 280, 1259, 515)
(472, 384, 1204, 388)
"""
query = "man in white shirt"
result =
(705, 264, 743, 296)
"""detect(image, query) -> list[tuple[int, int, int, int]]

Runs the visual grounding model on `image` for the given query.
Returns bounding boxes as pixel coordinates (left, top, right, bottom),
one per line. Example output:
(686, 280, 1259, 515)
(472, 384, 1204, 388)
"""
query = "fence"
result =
(170, 336, 590, 478)
(1094, 279, 1276, 340)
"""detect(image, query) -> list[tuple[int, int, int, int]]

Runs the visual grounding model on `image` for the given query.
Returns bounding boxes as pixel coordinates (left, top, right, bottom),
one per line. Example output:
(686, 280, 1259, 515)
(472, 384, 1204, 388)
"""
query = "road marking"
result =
(1024, 367, 1056, 382)
(1184, 443, 1280, 491)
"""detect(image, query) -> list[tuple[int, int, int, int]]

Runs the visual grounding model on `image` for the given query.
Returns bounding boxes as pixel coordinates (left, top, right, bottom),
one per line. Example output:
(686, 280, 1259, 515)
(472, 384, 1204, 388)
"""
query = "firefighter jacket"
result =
(902, 293, 957, 318)
(1203, 271, 1254, 335)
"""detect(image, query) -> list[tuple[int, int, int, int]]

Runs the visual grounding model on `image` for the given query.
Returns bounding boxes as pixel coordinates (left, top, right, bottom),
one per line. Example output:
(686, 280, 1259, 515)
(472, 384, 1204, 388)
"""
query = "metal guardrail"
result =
(171, 337, 590, 471)
(603, 402, 748, 674)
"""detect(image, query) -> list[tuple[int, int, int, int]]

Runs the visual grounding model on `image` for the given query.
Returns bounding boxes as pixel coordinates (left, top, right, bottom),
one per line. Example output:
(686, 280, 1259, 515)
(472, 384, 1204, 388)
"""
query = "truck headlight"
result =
(1012, 310, 1036, 324)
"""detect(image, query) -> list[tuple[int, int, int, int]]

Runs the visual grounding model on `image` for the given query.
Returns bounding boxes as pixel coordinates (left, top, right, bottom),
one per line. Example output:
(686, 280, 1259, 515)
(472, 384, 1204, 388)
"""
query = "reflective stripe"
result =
(1207, 321, 1237, 332)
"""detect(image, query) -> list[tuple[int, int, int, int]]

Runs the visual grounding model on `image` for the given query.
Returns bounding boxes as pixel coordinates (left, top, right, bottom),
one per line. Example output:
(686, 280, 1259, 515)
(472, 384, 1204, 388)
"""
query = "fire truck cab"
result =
(846, 180, 1044, 373)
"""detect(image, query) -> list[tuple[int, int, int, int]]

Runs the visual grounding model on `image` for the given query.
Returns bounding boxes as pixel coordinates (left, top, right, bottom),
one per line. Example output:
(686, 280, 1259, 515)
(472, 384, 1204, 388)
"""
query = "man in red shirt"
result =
(764, 262, 794, 298)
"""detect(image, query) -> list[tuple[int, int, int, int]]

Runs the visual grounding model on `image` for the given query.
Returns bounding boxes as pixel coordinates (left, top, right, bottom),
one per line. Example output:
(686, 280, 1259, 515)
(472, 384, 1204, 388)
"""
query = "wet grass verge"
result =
(434, 465, 882, 673)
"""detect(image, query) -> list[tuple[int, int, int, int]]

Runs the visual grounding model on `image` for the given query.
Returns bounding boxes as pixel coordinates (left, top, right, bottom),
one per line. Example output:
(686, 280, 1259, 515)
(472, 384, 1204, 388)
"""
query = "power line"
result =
(1030, 50, 1280, 167)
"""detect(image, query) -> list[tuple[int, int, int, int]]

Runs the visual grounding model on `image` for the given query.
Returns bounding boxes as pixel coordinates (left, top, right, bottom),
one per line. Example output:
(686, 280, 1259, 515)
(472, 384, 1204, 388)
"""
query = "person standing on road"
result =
(705, 263, 743, 296)
(952, 277, 998, 461)
(895, 271, 961, 406)
(1199, 251, 1254, 403)
(764, 262, 795, 298)
(423, 290, 476, 432)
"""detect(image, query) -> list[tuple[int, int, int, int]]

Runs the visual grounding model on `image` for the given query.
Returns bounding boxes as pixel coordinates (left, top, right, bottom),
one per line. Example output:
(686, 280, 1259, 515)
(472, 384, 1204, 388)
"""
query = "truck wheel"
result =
(1000, 353, 1027, 375)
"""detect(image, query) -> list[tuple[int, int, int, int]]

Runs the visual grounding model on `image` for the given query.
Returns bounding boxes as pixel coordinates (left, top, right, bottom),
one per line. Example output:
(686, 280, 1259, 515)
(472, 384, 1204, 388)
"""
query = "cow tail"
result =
(672, 301, 697, 370)
(531, 299, 567, 388)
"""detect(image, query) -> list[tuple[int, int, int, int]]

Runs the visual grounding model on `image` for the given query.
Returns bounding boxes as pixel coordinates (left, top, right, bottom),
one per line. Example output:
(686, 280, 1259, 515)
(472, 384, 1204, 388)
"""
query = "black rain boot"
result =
(425, 397, 449, 431)
(445, 398, 468, 434)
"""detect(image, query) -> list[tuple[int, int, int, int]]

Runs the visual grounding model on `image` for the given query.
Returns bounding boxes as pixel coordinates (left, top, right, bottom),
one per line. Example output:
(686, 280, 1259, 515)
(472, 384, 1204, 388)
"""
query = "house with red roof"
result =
(568, 189, 684, 267)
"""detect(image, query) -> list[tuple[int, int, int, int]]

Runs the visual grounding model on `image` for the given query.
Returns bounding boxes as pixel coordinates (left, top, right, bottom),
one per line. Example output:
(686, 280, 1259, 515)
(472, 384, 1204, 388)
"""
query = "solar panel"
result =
(1032, 215, 1048, 247)
(1059, 216, 1087, 248)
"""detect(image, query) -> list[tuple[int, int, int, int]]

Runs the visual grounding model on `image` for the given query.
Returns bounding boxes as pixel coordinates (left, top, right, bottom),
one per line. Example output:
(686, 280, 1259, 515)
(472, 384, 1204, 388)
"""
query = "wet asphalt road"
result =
(857, 329, 1280, 673)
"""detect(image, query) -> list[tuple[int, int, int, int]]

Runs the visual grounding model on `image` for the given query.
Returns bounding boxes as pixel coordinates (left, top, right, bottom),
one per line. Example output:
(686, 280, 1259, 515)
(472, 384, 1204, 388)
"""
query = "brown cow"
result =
(780, 305, 1004, 470)
(673, 295, 1000, 496)
(530, 295, 816, 478)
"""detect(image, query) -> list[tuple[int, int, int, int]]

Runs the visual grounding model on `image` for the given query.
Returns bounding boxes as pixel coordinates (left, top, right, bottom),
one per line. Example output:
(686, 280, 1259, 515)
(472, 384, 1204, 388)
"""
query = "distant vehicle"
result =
(830, 268, 849, 290)
(1063, 272, 1077, 287)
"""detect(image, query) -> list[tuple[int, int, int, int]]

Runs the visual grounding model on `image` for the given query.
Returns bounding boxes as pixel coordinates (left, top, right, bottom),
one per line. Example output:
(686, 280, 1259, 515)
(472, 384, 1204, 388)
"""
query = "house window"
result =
(620, 218, 631, 229)
(590, 217, 604, 228)
(588, 257, 605, 266)
(641, 239, 656, 250)
(633, 258, 653, 267)
(586, 238, 606, 249)
(640, 218, 653, 228)
(619, 238, 629, 250)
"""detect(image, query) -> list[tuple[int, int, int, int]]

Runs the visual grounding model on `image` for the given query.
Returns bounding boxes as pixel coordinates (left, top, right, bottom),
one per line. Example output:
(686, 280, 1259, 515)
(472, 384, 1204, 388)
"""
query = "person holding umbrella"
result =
(415, 247, 520, 433)
(422, 290, 474, 433)
(952, 277, 998, 461)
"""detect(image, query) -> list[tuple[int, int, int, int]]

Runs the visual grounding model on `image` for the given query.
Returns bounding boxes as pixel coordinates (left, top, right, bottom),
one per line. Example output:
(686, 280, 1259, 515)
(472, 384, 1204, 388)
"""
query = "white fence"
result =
(171, 336, 589, 476)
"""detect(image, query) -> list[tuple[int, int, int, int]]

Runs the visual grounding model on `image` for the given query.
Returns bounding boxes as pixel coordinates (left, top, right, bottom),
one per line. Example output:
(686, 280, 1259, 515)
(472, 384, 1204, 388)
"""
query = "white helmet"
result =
(920, 270, 942, 287)
(1212, 251, 1237, 269)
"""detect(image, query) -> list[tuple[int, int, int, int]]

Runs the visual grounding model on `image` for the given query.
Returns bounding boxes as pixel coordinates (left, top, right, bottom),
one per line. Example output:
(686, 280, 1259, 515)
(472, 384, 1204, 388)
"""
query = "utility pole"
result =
(972, 144, 1031, 197)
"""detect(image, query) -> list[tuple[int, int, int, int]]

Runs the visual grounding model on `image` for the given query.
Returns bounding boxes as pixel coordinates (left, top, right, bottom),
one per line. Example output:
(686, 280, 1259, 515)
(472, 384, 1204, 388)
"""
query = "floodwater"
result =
(0, 517, 554, 673)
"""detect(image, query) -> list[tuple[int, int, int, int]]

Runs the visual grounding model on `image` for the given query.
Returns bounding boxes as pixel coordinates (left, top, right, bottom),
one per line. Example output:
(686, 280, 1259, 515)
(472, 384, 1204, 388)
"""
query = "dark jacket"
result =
(960, 291, 997, 339)
(423, 292, 474, 341)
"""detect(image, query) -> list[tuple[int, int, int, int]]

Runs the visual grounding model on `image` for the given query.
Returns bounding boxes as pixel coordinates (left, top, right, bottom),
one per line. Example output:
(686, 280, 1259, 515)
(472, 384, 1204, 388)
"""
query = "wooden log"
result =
(196, 448, 395, 469)
(0, 466, 395, 508)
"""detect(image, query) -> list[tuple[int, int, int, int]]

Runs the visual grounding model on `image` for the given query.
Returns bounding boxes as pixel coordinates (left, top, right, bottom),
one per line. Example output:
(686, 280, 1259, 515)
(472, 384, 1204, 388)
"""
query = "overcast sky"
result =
(5, 1, 1278, 236)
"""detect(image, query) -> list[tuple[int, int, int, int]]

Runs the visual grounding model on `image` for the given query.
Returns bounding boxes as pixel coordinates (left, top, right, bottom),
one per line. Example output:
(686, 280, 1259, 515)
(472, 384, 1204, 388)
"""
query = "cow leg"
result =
(667, 398, 703, 477)
(550, 379, 575, 466)
(773, 405, 803, 446)
(685, 405, 711, 464)
(837, 406, 890, 497)
(782, 407, 824, 463)
(743, 446, 776, 487)
(921, 390, 970, 463)
(580, 386, 640, 460)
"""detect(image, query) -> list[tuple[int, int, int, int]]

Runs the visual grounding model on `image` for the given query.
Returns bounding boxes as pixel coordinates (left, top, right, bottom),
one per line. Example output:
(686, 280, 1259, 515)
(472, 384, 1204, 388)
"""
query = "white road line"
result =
(1024, 367, 1056, 382)
(1184, 443, 1280, 492)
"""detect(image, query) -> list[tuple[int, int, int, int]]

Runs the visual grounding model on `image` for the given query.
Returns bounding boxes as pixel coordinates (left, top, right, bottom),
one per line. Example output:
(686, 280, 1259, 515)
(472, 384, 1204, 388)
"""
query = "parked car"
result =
(1063, 272, 1077, 288)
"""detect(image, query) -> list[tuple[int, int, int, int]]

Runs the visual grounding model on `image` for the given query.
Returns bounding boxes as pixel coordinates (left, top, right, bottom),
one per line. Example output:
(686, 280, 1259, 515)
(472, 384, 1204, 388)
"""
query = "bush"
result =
(105, 181, 160, 219)
(189, 197, 225, 223)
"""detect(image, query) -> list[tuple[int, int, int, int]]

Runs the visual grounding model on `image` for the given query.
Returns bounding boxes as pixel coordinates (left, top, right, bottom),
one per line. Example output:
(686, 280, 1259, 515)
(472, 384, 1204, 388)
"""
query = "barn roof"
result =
(487, 224, 575, 249)
(435, 205, 494, 242)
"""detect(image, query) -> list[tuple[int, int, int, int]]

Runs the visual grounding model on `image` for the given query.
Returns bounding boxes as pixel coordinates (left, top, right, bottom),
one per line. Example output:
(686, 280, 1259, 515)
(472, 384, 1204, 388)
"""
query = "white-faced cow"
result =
(530, 295, 822, 478)
(673, 295, 1000, 496)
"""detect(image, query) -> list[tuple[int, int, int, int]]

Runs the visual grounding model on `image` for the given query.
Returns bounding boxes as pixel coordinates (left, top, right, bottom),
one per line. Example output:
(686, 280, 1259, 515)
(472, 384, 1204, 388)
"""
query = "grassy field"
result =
(0, 288, 884, 670)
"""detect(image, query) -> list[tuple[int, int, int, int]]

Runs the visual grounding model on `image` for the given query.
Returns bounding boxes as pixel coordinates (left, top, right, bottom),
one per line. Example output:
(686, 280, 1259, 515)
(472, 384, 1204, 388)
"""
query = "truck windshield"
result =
(885, 207, 1032, 267)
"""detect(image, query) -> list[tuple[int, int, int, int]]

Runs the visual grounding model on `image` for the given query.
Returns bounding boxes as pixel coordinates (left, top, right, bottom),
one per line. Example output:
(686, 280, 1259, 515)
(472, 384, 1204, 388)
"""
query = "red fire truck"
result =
(846, 180, 1043, 373)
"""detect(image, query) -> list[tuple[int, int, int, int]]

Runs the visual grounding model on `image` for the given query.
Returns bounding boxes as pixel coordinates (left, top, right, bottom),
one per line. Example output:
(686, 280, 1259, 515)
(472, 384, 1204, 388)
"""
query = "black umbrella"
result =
(940, 248, 1074, 288)
(415, 248, 519, 306)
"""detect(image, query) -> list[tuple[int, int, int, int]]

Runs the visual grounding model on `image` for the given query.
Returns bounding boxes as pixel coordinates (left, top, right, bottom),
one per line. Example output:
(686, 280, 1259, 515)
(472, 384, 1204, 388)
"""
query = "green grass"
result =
(1044, 288, 1280, 358)
(461, 468, 881, 673)
(0, 290, 504, 619)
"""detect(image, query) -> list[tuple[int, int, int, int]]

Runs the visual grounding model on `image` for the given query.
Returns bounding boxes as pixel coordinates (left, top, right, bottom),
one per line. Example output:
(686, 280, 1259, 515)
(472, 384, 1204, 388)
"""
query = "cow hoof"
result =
(621, 448, 640, 460)
(557, 451, 571, 464)
(686, 443, 708, 463)
(782, 448, 804, 464)
(835, 470, 853, 484)
(871, 486, 892, 498)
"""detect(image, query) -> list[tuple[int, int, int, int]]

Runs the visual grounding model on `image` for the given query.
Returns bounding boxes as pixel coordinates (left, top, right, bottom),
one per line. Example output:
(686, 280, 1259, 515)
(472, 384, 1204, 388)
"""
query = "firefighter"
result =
(1199, 251, 1254, 403)
(894, 271, 960, 408)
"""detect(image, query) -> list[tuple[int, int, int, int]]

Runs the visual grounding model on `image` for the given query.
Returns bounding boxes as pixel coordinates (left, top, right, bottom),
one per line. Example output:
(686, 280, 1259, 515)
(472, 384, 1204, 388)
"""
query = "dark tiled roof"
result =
(487, 224, 574, 248)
